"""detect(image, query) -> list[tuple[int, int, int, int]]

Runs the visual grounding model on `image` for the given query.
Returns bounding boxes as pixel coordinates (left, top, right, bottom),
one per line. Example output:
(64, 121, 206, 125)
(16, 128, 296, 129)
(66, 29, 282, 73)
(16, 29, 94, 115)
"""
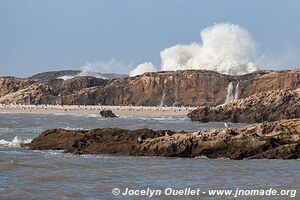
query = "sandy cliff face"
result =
(0, 82, 55, 105)
(0, 77, 34, 97)
(0, 69, 299, 106)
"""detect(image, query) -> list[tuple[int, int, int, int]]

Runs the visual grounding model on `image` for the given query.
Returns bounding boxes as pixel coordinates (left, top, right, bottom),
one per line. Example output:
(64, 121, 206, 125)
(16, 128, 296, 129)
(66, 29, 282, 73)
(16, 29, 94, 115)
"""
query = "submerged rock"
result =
(188, 88, 300, 123)
(99, 109, 118, 118)
(27, 119, 300, 159)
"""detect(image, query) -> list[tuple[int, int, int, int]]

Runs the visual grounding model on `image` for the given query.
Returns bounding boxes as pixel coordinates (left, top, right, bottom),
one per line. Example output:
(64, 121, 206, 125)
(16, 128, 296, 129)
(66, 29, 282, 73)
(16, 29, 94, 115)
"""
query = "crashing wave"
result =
(130, 23, 259, 76)
(0, 136, 32, 148)
(58, 71, 106, 80)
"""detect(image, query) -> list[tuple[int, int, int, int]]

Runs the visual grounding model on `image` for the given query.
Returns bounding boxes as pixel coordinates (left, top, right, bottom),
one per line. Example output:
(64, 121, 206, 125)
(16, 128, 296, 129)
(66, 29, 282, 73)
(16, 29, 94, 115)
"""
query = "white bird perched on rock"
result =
(137, 137, 142, 142)
(224, 123, 229, 128)
(165, 131, 169, 137)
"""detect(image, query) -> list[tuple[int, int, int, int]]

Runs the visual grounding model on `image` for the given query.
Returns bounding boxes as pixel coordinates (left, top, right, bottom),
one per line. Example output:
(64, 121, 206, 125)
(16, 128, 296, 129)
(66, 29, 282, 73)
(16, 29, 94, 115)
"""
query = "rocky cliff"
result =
(1, 69, 299, 106)
(28, 70, 128, 82)
(0, 77, 34, 97)
(27, 119, 300, 159)
(188, 88, 300, 123)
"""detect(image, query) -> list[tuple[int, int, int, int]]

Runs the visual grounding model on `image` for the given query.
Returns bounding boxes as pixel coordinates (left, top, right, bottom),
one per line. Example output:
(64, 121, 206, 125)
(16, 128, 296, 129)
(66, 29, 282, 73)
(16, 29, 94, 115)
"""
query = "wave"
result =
(57, 71, 107, 80)
(130, 23, 260, 76)
(0, 136, 32, 148)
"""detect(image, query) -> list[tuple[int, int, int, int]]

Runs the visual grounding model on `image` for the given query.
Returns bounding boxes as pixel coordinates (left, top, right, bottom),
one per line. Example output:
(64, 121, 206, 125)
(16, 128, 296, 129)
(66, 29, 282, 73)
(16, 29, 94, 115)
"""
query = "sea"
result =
(0, 113, 299, 200)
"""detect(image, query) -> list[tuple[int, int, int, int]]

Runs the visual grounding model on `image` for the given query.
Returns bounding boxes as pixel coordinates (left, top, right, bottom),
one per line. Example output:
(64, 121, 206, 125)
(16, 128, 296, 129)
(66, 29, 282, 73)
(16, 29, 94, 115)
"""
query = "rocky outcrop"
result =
(135, 119, 300, 159)
(28, 70, 81, 82)
(28, 128, 177, 154)
(0, 79, 55, 105)
(0, 77, 34, 97)
(99, 110, 118, 118)
(187, 88, 300, 123)
(28, 70, 128, 82)
(1, 69, 300, 106)
(27, 119, 300, 159)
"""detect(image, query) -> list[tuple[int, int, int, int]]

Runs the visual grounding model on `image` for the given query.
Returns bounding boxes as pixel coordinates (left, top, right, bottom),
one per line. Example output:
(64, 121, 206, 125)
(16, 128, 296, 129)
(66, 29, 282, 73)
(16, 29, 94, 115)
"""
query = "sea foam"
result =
(0, 136, 32, 148)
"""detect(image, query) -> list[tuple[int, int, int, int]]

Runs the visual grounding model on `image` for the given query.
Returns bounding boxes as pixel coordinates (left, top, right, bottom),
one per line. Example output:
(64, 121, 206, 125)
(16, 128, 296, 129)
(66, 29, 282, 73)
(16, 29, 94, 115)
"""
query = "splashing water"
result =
(58, 71, 106, 80)
(234, 81, 240, 101)
(130, 23, 259, 76)
(159, 90, 166, 107)
(225, 82, 234, 104)
(129, 62, 157, 77)
(225, 82, 240, 104)
(0, 136, 32, 148)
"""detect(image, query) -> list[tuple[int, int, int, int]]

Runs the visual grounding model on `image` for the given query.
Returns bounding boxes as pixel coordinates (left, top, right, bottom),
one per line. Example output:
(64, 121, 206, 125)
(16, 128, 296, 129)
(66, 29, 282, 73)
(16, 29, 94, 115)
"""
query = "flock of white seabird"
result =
(0, 104, 196, 114)
(114, 106, 195, 113)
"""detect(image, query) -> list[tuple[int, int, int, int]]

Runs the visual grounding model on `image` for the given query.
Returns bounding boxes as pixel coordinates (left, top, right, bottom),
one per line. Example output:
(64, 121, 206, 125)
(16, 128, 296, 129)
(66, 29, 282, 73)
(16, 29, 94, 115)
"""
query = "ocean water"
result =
(0, 113, 299, 200)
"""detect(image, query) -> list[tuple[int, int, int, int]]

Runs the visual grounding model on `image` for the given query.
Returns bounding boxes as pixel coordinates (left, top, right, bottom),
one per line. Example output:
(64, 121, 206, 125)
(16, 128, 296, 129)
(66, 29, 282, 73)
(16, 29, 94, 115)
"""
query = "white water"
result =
(0, 136, 32, 148)
(225, 82, 239, 104)
(159, 90, 166, 107)
(234, 81, 240, 101)
(129, 62, 157, 76)
(58, 71, 106, 80)
(130, 23, 259, 76)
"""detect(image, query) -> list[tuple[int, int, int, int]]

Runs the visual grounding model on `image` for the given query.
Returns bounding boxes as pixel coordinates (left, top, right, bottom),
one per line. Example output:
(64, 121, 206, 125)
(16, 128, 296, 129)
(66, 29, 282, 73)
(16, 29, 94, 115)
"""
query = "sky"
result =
(0, 0, 299, 77)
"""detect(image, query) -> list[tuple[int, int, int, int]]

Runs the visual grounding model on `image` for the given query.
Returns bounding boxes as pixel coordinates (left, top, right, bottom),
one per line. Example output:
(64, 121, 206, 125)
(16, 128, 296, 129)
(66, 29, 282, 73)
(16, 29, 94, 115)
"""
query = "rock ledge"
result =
(27, 119, 300, 159)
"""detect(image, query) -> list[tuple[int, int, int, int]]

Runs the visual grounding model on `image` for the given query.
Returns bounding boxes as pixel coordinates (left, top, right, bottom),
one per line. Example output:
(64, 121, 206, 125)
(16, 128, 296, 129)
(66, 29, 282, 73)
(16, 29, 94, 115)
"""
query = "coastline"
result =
(0, 104, 196, 117)
(27, 118, 300, 159)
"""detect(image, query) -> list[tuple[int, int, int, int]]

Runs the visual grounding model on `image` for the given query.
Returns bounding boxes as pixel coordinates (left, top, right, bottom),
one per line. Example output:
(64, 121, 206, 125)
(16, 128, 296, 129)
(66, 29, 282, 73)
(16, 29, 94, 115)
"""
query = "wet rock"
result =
(27, 119, 300, 159)
(134, 119, 300, 159)
(27, 128, 177, 154)
(188, 88, 300, 123)
(99, 110, 118, 118)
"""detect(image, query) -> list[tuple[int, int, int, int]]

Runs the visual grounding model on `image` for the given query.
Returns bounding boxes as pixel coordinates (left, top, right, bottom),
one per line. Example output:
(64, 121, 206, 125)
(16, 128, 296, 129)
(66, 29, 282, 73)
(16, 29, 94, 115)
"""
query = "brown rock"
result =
(187, 88, 300, 123)
(27, 128, 176, 154)
(135, 119, 300, 159)
(99, 109, 118, 118)
(1, 69, 299, 106)
(27, 119, 300, 159)
(0, 77, 34, 97)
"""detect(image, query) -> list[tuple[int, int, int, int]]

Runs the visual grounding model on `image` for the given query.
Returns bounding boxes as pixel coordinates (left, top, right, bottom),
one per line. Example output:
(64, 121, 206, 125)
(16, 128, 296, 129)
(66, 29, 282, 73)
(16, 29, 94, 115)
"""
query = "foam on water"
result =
(0, 136, 32, 148)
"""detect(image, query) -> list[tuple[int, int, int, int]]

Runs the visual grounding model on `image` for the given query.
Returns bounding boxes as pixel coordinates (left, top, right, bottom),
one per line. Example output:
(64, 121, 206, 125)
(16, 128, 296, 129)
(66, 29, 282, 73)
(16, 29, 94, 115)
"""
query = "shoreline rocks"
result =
(27, 119, 300, 159)
(99, 109, 118, 118)
(27, 128, 177, 155)
(188, 88, 300, 123)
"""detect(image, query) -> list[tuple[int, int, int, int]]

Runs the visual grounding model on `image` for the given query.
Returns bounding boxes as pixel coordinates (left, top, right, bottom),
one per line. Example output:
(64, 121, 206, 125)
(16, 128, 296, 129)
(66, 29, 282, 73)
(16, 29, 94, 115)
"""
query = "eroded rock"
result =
(99, 110, 118, 118)
(188, 88, 300, 123)
(1, 69, 299, 106)
(27, 119, 300, 159)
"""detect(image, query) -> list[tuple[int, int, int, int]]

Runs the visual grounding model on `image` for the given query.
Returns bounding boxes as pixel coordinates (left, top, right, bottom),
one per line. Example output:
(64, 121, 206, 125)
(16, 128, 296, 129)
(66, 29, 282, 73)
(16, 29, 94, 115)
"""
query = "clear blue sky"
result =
(0, 0, 299, 77)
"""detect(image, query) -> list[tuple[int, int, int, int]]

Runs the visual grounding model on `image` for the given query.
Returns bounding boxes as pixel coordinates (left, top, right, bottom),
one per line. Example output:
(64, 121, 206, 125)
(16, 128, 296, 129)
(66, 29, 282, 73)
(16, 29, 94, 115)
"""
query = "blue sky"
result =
(0, 0, 299, 77)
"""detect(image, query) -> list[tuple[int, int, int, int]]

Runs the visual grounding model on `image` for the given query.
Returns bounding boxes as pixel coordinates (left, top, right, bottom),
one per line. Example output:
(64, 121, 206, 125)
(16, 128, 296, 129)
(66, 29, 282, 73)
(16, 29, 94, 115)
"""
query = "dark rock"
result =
(27, 119, 300, 159)
(27, 128, 177, 155)
(28, 70, 128, 82)
(188, 88, 300, 123)
(99, 109, 118, 118)
(134, 119, 300, 159)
